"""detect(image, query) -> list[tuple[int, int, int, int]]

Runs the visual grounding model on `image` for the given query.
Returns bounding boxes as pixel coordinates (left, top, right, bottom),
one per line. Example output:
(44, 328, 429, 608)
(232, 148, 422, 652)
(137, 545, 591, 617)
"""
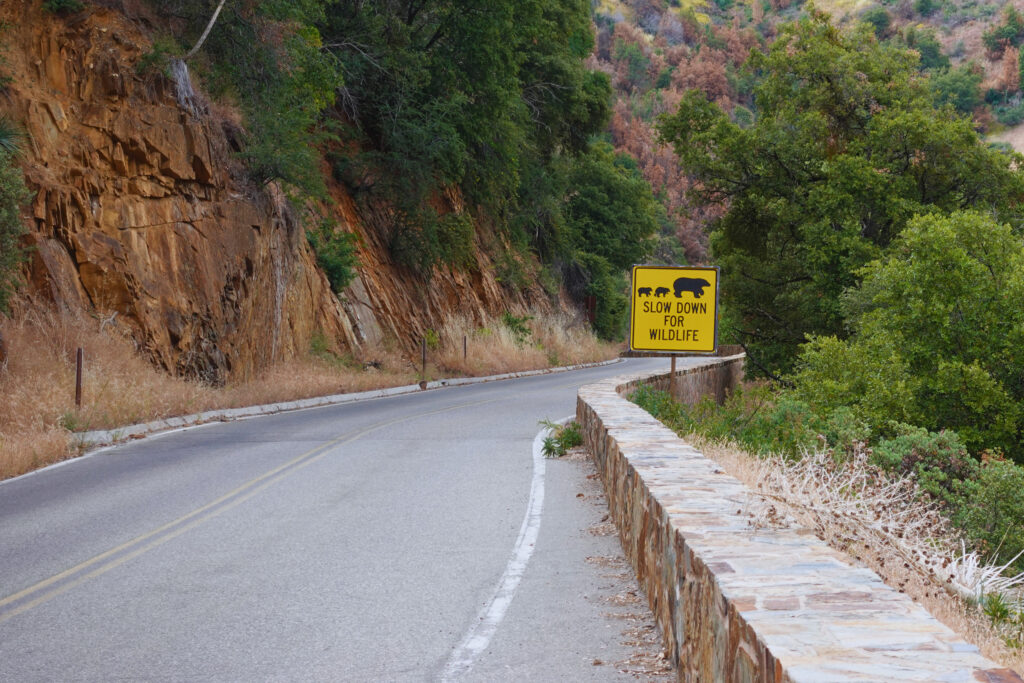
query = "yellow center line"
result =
(0, 398, 490, 624)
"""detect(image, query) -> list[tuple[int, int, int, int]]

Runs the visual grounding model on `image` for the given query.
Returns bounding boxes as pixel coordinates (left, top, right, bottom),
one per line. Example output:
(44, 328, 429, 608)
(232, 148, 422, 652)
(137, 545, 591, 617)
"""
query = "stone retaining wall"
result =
(577, 359, 1021, 683)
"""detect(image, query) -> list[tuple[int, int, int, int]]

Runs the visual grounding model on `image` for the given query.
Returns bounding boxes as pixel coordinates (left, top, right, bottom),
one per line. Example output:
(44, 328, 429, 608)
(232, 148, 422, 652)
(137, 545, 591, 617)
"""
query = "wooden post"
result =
(669, 354, 676, 400)
(463, 334, 467, 360)
(75, 347, 84, 408)
(420, 337, 427, 388)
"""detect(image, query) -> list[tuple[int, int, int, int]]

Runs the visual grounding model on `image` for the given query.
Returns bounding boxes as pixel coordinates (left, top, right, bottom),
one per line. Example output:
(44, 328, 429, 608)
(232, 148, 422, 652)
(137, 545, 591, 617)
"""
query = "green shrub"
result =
(791, 212, 1024, 459)
(860, 7, 891, 37)
(424, 328, 440, 351)
(135, 36, 180, 76)
(306, 221, 359, 294)
(955, 458, 1024, 571)
(993, 101, 1024, 127)
(873, 425, 977, 509)
(43, 0, 84, 13)
(0, 150, 30, 312)
(500, 312, 532, 346)
(914, 0, 936, 16)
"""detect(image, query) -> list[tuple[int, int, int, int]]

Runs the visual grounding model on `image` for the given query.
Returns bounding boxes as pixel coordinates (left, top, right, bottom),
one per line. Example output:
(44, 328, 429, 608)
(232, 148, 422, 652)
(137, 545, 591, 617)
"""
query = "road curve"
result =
(0, 357, 697, 681)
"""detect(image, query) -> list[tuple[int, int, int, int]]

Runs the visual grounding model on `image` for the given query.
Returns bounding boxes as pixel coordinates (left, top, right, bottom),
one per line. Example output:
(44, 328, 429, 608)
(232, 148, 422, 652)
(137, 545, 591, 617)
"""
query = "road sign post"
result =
(629, 264, 720, 357)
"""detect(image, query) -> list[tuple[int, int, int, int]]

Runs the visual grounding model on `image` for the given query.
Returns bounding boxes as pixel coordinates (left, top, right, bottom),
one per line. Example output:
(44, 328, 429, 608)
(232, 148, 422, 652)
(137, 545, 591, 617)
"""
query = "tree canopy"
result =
(657, 12, 1024, 375)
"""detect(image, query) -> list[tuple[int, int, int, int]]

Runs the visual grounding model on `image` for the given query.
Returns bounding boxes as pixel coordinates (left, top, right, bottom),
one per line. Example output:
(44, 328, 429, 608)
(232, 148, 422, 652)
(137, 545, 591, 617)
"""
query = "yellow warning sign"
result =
(630, 265, 719, 353)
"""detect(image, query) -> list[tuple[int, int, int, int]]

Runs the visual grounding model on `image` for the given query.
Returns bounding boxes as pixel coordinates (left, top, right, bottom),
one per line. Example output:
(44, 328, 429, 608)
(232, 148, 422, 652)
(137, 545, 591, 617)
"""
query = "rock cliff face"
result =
(1, 3, 549, 382)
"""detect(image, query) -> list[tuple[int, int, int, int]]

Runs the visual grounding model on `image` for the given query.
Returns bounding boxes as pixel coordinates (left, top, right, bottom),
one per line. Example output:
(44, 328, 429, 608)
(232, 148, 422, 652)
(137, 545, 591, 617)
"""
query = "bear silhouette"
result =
(654, 287, 670, 297)
(673, 277, 711, 299)
(637, 287, 653, 297)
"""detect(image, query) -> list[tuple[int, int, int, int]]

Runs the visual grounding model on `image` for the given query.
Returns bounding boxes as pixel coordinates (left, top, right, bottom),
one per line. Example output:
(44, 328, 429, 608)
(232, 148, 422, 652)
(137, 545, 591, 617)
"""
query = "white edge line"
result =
(439, 416, 571, 681)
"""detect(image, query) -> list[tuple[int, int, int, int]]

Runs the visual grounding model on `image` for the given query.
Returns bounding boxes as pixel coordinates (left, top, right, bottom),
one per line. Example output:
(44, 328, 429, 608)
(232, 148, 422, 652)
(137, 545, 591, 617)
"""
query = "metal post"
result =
(669, 354, 676, 400)
(420, 337, 427, 389)
(75, 347, 83, 408)
(463, 334, 467, 360)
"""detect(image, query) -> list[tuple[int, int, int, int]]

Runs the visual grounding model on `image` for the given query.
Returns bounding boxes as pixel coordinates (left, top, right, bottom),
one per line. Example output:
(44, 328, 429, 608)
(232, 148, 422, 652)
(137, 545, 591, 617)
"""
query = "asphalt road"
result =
(0, 356, 693, 681)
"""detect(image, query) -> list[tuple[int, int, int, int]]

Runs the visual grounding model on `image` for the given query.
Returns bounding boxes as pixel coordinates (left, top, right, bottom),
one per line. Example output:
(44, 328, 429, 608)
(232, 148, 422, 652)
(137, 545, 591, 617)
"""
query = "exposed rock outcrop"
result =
(1, 3, 549, 382)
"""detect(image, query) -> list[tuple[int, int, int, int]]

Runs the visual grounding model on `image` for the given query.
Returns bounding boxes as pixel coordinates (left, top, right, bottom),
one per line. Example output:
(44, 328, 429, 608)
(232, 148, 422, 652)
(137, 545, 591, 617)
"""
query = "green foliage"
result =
(0, 116, 25, 156)
(136, 36, 180, 76)
(0, 150, 31, 313)
(657, 12, 1024, 377)
(860, 7, 891, 38)
(793, 212, 1024, 458)
(873, 425, 977, 508)
(956, 458, 1024, 571)
(569, 251, 628, 341)
(43, 0, 84, 13)
(539, 419, 583, 457)
(564, 142, 658, 271)
(913, 0, 937, 16)
(500, 312, 533, 346)
(930, 65, 982, 114)
(168, 1, 341, 198)
(322, 0, 611, 272)
(994, 99, 1024, 127)
(631, 384, 823, 458)
(389, 210, 475, 274)
(306, 221, 359, 294)
(904, 27, 949, 71)
(424, 328, 440, 350)
(982, 7, 1024, 57)
(614, 39, 651, 89)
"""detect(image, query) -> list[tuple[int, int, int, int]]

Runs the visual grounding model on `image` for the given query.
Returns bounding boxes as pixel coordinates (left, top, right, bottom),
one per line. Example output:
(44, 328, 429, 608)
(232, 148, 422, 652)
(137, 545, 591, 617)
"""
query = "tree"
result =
(564, 142, 658, 271)
(790, 212, 1024, 458)
(657, 12, 1024, 376)
(930, 64, 982, 114)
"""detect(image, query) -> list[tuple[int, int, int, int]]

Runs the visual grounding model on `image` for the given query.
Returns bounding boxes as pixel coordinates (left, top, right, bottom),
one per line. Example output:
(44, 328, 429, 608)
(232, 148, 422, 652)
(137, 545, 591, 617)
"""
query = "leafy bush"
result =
(873, 425, 977, 509)
(306, 221, 359, 294)
(500, 312, 532, 346)
(43, 0, 84, 13)
(791, 212, 1024, 459)
(930, 65, 982, 114)
(982, 7, 1024, 57)
(0, 150, 30, 312)
(860, 7, 891, 37)
(993, 100, 1024, 127)
(914, 0, 936, 16)
(955, 458, 1024, 570)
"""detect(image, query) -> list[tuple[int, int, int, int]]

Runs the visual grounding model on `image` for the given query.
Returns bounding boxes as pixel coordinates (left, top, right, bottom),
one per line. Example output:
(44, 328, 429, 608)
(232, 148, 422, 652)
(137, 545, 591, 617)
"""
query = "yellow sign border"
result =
(629, 264, 720, 354)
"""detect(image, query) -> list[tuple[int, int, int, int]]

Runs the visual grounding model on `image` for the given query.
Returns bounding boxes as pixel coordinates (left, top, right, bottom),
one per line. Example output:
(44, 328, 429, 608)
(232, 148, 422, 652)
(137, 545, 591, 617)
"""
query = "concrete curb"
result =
(72, 358, 624, 450)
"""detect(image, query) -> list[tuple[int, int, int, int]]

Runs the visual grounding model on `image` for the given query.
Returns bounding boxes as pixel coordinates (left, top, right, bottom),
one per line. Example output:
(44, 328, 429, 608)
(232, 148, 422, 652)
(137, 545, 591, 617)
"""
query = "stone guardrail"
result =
(577, 356, 1021, 682)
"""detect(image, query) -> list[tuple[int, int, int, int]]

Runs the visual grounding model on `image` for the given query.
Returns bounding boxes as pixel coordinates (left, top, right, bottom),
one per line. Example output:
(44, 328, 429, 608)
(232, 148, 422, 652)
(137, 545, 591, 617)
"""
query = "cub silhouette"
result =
(637, 287, 653, 297)
(654, 287, 670, 297)
(673, 277, 711, 299)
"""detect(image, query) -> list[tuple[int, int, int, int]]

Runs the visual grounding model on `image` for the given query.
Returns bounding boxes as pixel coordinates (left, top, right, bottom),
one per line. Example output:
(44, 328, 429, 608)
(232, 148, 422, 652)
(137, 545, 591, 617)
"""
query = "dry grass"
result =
(0, 306, 617, 481)
(432, 312, 615, 377)
(690, 434, 1024, 673)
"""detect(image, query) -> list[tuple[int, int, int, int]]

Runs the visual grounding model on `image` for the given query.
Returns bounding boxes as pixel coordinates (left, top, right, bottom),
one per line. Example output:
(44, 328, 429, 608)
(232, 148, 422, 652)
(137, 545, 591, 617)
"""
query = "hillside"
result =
(0, 2, 580, 383)
(590, 0, 1024, 267)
